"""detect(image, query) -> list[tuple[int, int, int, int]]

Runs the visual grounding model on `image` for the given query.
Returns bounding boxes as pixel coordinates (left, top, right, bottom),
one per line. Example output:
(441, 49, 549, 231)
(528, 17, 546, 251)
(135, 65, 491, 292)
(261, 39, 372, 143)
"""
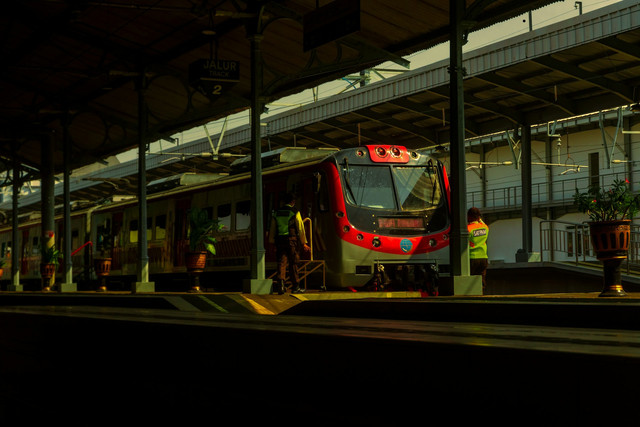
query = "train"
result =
(0, 145, 451, 292)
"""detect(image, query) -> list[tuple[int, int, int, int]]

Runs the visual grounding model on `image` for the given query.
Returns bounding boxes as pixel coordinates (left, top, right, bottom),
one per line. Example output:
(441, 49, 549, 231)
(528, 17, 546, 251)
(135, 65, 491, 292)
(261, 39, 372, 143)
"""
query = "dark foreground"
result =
(0, 293, 639, 426)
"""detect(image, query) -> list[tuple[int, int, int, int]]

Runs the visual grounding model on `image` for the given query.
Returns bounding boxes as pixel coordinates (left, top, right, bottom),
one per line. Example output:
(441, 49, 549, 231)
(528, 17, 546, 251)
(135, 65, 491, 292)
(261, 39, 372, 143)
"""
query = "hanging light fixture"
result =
(202, 9, 216, 36)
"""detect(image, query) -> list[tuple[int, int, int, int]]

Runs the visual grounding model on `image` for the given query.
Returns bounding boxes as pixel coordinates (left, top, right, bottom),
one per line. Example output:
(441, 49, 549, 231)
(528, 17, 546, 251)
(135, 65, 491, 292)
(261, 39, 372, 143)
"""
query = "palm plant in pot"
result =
(185, 207, 221, 291)
(40, 244, 62, 291)
(574, 178, 640, 296)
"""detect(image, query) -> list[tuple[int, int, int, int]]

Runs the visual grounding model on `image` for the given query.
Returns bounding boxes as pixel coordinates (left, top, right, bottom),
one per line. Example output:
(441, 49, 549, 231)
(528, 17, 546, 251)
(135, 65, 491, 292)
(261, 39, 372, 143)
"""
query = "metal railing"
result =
(468, 171, 634, 211)
(539, 219, 640, 275)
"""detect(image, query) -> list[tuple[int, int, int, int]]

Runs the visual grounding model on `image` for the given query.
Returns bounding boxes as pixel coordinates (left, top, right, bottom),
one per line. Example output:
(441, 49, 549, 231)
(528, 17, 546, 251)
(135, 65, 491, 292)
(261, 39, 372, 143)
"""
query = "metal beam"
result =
(532, 56, 634, 103)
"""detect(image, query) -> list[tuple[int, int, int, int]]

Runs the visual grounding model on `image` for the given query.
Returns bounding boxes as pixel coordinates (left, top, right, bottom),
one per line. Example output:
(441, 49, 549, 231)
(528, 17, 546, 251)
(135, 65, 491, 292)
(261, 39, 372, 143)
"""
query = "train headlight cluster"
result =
(375, 146, 387, 157)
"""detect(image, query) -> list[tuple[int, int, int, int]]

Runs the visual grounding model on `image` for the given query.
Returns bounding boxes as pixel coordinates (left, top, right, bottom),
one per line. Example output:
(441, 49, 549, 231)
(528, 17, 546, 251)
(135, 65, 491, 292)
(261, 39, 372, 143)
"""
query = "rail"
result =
(71, 241, 93, 256)
(267, 217, 326, 290)
(468, 170, 633, 211)
(539, 219, 640, 275)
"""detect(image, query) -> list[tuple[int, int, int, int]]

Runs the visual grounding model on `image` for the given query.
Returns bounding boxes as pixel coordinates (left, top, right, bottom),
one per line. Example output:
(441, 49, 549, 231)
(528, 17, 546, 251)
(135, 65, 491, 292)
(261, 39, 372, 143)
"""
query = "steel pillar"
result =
(244, 29, 272, 295)
(447, 0, 481, 295)
(8, 146, 22, 291)
(134, 74, 155, 293)
(61, 113, 76, 291)
(517, 124, 537, 262)
(41, 135, 56, 291)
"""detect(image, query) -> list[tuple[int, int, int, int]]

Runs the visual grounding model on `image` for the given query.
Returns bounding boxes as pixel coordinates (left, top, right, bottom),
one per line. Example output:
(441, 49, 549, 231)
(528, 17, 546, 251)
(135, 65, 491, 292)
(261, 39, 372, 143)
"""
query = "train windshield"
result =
(342, 164, 443, 211)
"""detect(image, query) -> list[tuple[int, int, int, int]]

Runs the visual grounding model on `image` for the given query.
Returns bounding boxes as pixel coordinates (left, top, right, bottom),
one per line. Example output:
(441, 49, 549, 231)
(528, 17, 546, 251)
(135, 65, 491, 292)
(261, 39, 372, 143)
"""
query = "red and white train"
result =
(0, 145, 451, 292)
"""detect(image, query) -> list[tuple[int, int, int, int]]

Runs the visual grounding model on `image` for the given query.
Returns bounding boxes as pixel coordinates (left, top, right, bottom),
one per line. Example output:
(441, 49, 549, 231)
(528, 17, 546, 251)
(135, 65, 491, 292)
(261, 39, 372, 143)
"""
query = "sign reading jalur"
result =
(189, 59, 240, 97)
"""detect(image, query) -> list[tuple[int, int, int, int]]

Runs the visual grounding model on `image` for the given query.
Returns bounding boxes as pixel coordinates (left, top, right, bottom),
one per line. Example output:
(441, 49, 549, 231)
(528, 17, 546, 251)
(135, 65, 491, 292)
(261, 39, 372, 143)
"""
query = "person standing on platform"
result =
(467, 207, 489, 293)
(269, 192, 310, 294)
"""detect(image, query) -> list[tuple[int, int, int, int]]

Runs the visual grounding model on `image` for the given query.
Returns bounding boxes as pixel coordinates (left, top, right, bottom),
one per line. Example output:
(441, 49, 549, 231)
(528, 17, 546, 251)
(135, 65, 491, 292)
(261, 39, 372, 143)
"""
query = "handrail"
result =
(303, 217, 313, 260)
(468, 170, 631, 211)
(71, 241, 92, 256)
(539, 220, 640, 275)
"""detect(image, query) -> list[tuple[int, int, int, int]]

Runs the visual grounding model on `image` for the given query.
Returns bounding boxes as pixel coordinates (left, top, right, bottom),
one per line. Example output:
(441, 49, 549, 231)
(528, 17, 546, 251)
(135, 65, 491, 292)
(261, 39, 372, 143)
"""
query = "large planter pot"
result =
(185, 251, 207, 272)
(40, 263, 56, 280)
(589, 220, 631, 260)
(94, 258, 112, 292)
(40, 263, 56, 292)
(185, 251, 207, 292)
(588, 220, 630, 297)
(94, 258, 112, 277)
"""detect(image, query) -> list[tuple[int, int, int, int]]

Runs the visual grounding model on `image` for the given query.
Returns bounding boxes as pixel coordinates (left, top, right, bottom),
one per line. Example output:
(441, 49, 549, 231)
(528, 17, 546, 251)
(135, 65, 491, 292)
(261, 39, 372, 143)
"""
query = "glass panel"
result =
(393, 166, 443, 211)
(341, 165, 395, 209)
(155, 214, 167, 240)
(129, 220, 138, 243)
(217, 204, 231, 232)
(235, 200, 251, 230)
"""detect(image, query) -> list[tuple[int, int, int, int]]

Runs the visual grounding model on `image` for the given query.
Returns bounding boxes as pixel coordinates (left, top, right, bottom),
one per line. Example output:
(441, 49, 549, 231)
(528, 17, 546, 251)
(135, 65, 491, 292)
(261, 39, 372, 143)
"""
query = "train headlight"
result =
(375, 146, 387, 157)
(390, 146, 401, 157)
(357, 233, 364, 241)
(443, 234, 449, 240)
(336, 211, 344, 218)
(372, 237, 381, 248)
(429, 238, 437, 247)
(343, 225, 350, 233)
(356, 149, 366, 157)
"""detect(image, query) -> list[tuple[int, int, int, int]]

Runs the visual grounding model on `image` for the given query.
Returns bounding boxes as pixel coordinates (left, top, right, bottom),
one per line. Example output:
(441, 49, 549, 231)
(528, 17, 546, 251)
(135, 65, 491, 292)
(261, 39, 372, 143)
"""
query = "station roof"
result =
(0, 0, 562, 179)
(7, 1, 640, 215)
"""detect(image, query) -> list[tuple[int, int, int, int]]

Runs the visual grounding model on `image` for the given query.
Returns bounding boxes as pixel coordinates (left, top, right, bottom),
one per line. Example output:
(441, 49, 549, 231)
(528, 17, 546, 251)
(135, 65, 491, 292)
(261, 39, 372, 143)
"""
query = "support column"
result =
(243, 30, 272, 295)
(8, 146, 22, 291)
(517, 124, 538, 262)
(60, 112, 76, 291)
(134, 73, 155, 293)
(41, 135, 56, 291)
(446, 0, 481, 295)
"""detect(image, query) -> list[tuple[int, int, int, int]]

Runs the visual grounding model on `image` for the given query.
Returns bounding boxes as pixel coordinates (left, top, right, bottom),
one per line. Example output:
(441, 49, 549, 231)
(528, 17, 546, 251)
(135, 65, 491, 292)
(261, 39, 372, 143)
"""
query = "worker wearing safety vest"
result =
(269, 192, 310, 294)
(467, 207, 489, 294)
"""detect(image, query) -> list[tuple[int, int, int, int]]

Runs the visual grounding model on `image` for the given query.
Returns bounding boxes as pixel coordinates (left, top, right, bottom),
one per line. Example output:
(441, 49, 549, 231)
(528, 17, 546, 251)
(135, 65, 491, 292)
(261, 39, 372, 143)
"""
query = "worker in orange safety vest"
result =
(467, 207, 489, 293)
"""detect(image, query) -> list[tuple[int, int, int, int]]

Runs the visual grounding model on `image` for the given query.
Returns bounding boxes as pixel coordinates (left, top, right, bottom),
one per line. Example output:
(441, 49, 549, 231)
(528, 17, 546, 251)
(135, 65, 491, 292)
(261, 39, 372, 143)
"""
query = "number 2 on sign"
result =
(211, 85, 222, 95)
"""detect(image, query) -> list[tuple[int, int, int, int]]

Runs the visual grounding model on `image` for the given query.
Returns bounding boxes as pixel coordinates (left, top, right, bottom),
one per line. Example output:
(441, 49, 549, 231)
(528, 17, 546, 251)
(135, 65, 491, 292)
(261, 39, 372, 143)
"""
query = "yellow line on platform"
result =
(241, 296, 276, 315)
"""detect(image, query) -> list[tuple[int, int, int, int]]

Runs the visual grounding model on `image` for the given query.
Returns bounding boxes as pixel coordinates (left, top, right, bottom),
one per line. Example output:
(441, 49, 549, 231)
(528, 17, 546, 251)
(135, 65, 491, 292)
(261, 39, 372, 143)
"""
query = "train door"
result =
(173, 198, 190, 267)
(263, 178, 287, 262)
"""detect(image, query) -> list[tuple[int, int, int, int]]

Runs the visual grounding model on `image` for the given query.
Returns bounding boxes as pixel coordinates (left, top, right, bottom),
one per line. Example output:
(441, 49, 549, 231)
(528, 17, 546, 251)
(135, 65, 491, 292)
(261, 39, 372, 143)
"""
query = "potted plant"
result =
(40, 245, 62, 288)
(574, 179, 640, 296)
(185, 207, 220, 291)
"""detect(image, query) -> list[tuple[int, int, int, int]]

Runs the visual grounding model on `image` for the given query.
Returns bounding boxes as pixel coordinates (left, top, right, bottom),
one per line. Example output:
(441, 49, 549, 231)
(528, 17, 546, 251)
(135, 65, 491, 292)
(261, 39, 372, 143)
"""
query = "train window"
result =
(217, 204, 231, 231)
(342, 165, 395, 209)
(316, 172, 329, 212)
(155, 215, 167, 240)
(129, 220, 138, 243)
(235, 200, 251, 230)
(393, 166, 442, 211)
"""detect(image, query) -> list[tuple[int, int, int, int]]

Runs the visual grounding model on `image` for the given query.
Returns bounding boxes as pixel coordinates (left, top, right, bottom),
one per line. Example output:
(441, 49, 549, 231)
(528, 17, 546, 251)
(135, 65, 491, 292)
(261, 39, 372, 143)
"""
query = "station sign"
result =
(188, 58, 240, 98)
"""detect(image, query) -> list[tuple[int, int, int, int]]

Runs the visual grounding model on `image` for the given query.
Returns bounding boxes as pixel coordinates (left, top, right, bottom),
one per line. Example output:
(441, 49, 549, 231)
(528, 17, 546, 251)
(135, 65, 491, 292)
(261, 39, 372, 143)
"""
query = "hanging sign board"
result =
(189, 59, 240, 97)
(303, 0, 360, 52)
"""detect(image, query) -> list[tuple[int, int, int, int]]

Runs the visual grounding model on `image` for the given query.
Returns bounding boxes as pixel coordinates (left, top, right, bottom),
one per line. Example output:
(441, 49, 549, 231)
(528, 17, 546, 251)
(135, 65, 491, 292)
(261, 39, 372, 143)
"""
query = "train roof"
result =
(229, 147, 339, 174)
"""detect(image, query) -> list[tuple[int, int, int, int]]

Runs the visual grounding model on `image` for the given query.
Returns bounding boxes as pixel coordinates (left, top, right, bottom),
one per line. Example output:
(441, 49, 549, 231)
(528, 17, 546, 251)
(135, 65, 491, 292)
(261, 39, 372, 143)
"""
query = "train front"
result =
(323, 145, 450, 290)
